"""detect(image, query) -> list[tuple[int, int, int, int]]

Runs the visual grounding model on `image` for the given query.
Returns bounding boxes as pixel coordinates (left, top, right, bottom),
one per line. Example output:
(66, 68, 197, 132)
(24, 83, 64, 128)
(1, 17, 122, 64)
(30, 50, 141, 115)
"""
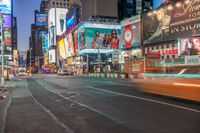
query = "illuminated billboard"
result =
(3, 28, 11, 45)
(38, 31, 48, 52)
(0, 0, 11, 14)
(58, 39, 66, 59)
(153, 0, 167, 9)
(64, 33, 75, 57)
(78, 23, 121, 54)
(35, 12, 48, 26)
(121, 15, 141, 49)
(180, 38, 200, 56)
(2, 14, 11, 28)
(48, 8, 68, 46)
(143, 0, 200, 45)
(56, 8, 68, 35)
(66, 5, 79, 32)
(49, 49, 56, 63)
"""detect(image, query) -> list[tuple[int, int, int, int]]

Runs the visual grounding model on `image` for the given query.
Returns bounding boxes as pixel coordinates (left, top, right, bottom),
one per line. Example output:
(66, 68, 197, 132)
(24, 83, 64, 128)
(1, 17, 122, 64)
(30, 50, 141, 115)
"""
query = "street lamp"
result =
(0, 15, 5, 86)
(30, 47, 32, 76)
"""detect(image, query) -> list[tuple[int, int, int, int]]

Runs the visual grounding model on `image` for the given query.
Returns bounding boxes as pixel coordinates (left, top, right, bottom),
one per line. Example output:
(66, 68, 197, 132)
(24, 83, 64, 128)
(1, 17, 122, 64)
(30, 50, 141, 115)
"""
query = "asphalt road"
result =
(1, 75, 200, 133)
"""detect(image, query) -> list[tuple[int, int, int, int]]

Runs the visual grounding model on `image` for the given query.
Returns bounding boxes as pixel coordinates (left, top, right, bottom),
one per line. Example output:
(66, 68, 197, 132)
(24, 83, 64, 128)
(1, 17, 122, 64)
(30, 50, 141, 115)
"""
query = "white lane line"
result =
(87, 86, 200, 114)
(26, 80, 74, 133)
(43, 86, 126, 125)
(173, 83, 200, 88)
(1, 98, 11, 133)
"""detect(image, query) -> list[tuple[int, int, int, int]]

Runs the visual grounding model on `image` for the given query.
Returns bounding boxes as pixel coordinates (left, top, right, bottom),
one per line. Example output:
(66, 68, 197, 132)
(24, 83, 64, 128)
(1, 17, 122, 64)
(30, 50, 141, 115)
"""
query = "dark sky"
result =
(13, 0, 41, 52)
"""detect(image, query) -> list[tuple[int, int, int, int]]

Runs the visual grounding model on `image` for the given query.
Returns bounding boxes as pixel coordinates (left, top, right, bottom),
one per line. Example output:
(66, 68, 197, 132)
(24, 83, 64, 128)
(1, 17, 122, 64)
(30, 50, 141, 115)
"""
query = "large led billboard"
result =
(121, 15, 141, 49)
(58, 39, 66, 59)
(180, 37, 200, 56)
(48, 8, 68, 46)
(0, 0, 11, 14)
(38, 31, 48, 52)
(64, 33, 74, 57)
(49, 49, 56, 63)
(56, 8, 68, 35)
(35, 12, 48, 26)
(78, 23, 121, 54)
(153, 0, 167, 9)
(143, 0, 200, 45)
(66, 5, 79, 32)
(2, 14, 11, 28)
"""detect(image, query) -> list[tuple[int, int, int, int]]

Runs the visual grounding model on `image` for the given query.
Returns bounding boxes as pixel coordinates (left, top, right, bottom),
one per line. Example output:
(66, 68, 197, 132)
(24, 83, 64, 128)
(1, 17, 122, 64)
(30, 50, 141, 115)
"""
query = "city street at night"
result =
(0, 75, 199, 133)
(0, 0, 200, 132)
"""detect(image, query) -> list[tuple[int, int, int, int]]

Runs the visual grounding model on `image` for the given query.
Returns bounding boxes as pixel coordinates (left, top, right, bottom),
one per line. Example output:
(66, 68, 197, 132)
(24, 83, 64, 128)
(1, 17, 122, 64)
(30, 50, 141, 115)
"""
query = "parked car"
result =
(18, 69, 27, 76)
(58, 69, 70, 75)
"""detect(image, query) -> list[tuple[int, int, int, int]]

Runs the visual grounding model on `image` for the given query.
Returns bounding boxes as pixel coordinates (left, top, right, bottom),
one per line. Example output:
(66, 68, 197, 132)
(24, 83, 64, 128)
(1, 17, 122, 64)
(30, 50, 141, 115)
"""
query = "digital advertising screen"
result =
(64, 33, 75, 57)
(143, 0, 200, 45)
(78, 23, 121, 54)
(56, 8, 68, 35)
(0, 0, 12, 14)
(72, 30, 78, 55)
(58, 39, 66, 59)
(49, 49, 56, 63)
(35, 13, 48, 26)
(180, 38, 200, 56)
(153, 0, 167, 9)
(121, 15, 141, 49)
(66, 6, 78, 32)
(2, 14, 11, 28)
(38, 31, 48, 52)
(3, 28, 11, 45)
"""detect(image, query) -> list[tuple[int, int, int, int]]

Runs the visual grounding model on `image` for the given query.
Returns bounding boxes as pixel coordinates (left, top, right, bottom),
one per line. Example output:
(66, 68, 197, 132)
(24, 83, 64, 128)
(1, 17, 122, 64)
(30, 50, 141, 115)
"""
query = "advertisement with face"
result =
(65, 33, 74, 57)
(0, 0, 11, 14)
(2, 14, 11, 28)
(78, 23, 121, 54)
(143, 0, 200, 45)
(49, 49, 56, 63)
(180, 37, 200, 56)
(38, 31, 48, 52)
(121, 15, 141, 49)
(35, 13, 48, 26)
(56, 8, 68, 35)
(73, 30, 78, 55)
(58, 39, 66, 59)
(48, 8, 56, 46)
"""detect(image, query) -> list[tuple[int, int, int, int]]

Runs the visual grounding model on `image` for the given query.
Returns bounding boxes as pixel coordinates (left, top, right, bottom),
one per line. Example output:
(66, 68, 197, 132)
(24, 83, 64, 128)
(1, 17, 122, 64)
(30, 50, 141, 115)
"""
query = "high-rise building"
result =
(48, 0, 71, 9)
(118, 0, 153, 20)
(79, 0, 118, 20)
(40, 0, 49, 13)
(12, 17, 17, 49)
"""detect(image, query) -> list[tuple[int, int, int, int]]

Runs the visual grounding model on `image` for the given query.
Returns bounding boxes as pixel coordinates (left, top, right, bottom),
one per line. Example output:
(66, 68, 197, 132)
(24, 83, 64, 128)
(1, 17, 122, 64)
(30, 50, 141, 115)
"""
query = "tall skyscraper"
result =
(118, 0, 153, 20)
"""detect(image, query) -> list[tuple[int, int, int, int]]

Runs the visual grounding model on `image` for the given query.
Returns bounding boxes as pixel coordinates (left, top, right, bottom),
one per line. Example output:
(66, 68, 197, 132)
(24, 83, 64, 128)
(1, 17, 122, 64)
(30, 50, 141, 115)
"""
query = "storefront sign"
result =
(146, 54, 160, 59)
(185, 55, 200, 65)
(143, 0, 200, 44)
(149, 48, 178, 56)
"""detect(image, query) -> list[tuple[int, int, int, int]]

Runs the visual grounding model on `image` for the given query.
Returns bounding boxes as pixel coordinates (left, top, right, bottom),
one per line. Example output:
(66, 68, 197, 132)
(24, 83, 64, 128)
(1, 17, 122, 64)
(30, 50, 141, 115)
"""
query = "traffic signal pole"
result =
(0, 15, 5, 86)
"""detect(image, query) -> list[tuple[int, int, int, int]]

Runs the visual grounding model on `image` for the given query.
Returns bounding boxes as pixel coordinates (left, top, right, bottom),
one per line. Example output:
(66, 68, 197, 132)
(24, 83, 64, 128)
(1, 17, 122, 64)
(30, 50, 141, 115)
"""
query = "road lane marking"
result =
(43, 86, 126, 126)
(173, 83, 200, 88)
(1, 98, 11, 133)
(26, 80, 74, 133)
(87, 86, 200, 114)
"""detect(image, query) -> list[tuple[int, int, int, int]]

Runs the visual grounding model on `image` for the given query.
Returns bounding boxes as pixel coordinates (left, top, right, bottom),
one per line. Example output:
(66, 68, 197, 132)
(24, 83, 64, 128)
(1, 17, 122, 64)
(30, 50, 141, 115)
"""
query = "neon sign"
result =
(149, 48, 178, 56)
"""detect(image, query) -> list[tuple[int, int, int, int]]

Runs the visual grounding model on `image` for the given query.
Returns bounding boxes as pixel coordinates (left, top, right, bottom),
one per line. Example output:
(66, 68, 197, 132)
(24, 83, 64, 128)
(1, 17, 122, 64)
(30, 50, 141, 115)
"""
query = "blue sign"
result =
(38, 31, 48, 52)
(0, 0, 11, 14)
(66, 6, 78, 32)
(35, 13, 48, 26)
(153, 0, 166, 9)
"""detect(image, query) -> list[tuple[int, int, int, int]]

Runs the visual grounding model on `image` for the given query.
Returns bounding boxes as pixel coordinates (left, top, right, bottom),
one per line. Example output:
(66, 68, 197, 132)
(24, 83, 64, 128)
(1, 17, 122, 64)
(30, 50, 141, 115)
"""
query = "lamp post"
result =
(0, 15, 5, 86)
(30, 48, 32, 76)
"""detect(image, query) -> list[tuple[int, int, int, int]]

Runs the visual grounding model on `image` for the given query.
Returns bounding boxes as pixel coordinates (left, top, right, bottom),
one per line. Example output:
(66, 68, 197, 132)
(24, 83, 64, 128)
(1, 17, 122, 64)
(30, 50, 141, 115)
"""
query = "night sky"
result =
(13, 0, 41, 52)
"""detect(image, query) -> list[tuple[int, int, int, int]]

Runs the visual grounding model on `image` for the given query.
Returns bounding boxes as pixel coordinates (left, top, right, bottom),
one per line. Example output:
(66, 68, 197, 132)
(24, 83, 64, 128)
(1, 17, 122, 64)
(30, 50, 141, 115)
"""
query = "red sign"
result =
(149, 48, 178, 56)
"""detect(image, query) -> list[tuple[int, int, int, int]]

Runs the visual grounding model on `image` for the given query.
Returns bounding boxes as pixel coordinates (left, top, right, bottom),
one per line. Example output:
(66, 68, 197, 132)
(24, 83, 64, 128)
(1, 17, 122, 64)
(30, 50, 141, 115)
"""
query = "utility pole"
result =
(30, 48, 32, 76)
(0, 15, 5, 86)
